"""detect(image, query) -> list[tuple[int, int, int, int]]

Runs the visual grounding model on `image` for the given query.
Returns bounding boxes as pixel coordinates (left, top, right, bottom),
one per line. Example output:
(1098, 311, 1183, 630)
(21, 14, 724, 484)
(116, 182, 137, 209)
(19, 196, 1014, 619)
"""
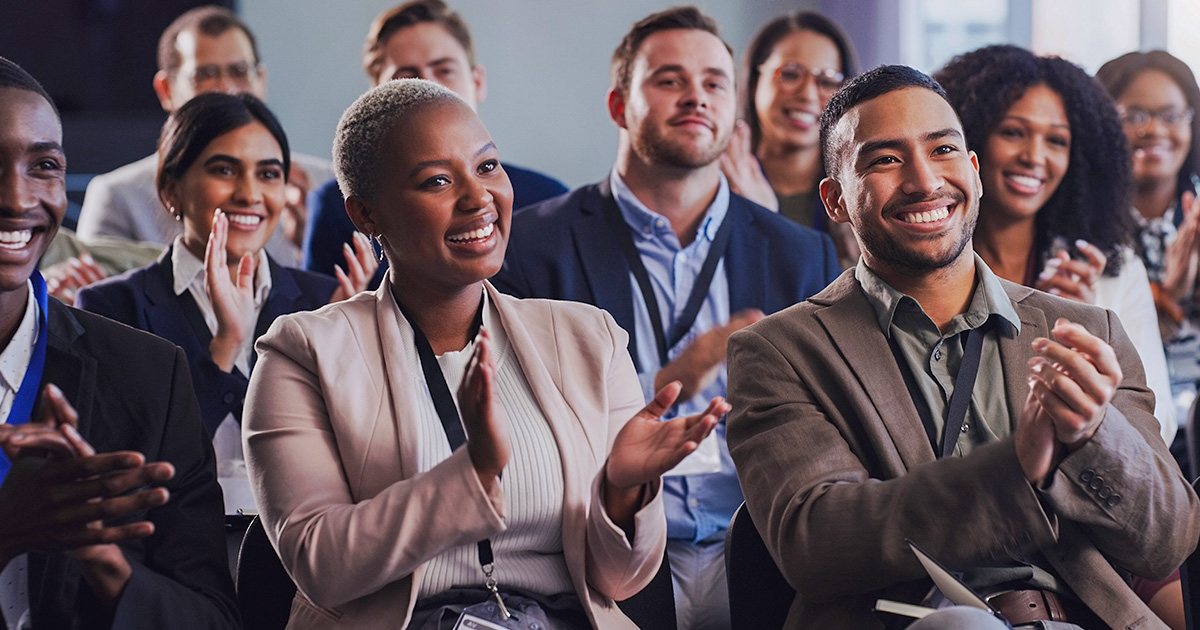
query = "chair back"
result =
(726, 502, 795, 630)
(617, 551, 677, 630)
(236, 515, 296, 629)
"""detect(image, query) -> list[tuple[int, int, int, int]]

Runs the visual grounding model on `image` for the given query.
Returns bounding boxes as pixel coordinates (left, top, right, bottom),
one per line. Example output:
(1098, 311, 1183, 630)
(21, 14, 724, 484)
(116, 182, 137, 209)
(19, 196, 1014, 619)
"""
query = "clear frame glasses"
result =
(765, 62, 845, 93)
(188, 61, 259, 87)
(1118, 106, 1195, 128)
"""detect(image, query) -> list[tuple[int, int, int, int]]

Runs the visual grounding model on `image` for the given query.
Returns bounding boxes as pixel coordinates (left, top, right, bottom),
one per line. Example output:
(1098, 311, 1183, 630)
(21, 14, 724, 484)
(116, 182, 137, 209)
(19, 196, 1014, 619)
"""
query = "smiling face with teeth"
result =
(349, 99, 512, 302)
(821, 87, 981, 284)
(164, 121, 285, 267)
(0, 87, 66, 294)
(754, 29, 843, 155)
(1115, 69, 1192, 193)
(979, 83, 1071, 223)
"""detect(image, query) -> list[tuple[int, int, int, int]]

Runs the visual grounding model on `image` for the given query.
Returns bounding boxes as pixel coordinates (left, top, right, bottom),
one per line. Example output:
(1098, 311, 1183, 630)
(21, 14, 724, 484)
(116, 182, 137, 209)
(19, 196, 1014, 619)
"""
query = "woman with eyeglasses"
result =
(721, 11, 860, 266)
(1097, 52, 1200, 455)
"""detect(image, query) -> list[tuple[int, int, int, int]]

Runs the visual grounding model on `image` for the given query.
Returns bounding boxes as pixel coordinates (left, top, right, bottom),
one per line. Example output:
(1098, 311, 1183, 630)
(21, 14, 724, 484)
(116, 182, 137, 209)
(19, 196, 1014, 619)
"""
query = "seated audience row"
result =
(3, 2, 1200, 629)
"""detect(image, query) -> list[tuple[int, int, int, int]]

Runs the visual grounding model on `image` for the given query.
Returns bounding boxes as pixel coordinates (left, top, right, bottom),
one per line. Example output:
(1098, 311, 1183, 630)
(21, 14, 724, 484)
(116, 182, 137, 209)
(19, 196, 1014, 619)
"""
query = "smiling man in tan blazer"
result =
(726, 65, 1200, 630)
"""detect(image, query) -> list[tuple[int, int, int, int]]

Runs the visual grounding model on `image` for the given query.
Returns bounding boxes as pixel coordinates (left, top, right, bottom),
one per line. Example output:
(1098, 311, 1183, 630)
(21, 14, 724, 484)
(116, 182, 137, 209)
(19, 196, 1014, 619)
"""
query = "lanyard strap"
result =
(0, 272, 52, 483)
(392, 293, 494, 567)
(889, 318, 991, 459)
(600, 193, 734, 367)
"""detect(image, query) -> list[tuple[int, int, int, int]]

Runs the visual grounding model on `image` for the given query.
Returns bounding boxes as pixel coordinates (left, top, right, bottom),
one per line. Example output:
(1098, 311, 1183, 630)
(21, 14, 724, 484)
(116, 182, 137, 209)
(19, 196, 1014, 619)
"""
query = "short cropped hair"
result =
(158, 6, 260, 75)
(363, 0, 475, 81)
(1097, 50, 1200, 203)
(158, 92, 290, 208)
(0, 56, 59, 118)
(819, 65, 949, 179)
(742, 11, 859, 151)
(610, 6, 732, 96)
(334, 78, 463, 201)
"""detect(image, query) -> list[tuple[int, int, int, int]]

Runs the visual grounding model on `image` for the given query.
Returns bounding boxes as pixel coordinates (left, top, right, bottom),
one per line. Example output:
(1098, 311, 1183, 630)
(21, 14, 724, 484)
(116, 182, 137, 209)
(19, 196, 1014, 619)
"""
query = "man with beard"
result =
(725, 65, 1200, 629)
(492, 7, 839, 629)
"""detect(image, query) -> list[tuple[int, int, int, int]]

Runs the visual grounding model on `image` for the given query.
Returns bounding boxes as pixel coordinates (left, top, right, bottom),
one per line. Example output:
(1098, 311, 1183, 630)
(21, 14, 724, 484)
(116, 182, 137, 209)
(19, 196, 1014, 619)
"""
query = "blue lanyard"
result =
(0, 271, 51, 483)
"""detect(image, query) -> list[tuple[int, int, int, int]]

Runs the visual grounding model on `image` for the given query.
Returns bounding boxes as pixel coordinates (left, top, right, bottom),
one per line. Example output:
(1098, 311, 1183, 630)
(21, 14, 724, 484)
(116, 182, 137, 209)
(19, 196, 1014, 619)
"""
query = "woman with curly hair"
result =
(934, 45, 1176, 445)
(720, 10, 860, 266)
(1097, 51, 1200, 458)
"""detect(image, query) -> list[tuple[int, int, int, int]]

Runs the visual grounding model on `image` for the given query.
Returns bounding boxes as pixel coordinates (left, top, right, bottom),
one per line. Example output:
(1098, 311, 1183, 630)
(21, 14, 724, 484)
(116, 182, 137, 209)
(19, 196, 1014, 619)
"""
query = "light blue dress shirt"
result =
(609, 169, 742, 543)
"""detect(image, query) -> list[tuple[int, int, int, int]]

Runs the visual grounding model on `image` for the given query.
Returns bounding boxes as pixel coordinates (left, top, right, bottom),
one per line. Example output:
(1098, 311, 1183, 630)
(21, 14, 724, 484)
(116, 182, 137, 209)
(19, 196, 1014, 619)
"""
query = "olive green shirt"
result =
(855, 254, 1021, 456)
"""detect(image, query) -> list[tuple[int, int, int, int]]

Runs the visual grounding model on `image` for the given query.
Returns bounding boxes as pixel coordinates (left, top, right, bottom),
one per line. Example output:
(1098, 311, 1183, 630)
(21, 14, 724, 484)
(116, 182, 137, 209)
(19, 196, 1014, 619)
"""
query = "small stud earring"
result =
(170, 207, 181, 221)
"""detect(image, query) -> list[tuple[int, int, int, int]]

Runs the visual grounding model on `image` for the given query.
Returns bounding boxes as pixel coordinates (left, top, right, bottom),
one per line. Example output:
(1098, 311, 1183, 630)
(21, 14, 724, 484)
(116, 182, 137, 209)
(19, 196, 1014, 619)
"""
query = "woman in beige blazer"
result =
(243, 79, 725, 629)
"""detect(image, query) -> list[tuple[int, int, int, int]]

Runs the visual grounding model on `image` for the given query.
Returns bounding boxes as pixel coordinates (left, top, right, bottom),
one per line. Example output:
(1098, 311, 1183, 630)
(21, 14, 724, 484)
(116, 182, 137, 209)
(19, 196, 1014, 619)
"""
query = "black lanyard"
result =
(394, 294, 493, 566)
(601, 193, 734, 367)
(891, 319, 991, 459)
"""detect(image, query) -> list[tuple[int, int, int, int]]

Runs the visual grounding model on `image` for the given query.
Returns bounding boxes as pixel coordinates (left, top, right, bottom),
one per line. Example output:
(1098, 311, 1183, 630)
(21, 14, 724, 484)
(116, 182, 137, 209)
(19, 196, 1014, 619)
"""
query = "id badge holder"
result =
(453, 602, 542, 630)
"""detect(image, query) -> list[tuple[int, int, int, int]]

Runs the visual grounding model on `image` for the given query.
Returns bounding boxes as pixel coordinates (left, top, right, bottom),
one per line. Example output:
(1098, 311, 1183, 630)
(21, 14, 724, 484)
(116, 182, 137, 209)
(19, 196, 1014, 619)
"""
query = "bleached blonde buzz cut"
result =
(333, 78, 465, 201)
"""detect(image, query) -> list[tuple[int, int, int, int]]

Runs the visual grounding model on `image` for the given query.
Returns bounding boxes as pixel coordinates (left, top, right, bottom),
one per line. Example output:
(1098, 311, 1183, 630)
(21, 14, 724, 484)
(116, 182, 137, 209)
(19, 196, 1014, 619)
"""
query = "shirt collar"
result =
(855, 253, 1021, 337)
(171, 237, 272, 304)
(0, 281, 39, 396)
(608, 167, 730, 244)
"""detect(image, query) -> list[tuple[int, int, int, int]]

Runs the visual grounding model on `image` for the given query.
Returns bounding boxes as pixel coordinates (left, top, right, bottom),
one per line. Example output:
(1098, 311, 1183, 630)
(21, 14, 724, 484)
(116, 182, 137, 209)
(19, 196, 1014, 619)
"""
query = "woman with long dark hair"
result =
(935, 45, 1175, 444)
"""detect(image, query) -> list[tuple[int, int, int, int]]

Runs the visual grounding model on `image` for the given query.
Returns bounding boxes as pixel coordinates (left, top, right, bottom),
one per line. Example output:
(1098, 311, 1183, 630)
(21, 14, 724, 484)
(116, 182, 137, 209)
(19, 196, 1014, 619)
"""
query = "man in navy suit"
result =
(0, 58, 236, 629)
(303, 0, 567, 288)
(491, 7, 839, 630)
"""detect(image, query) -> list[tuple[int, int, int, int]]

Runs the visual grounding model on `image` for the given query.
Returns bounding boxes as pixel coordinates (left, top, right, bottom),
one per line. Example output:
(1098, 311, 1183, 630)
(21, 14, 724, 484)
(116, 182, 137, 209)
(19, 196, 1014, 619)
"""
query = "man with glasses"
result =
(76, 5, 332, 267)
(493, 7, 839, 628)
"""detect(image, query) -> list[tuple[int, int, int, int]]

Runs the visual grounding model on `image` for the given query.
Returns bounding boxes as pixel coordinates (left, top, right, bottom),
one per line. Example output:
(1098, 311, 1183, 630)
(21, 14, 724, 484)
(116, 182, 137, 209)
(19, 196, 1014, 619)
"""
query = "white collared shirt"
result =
(171, 238, 271, 513)
(0, 281, 40, 630)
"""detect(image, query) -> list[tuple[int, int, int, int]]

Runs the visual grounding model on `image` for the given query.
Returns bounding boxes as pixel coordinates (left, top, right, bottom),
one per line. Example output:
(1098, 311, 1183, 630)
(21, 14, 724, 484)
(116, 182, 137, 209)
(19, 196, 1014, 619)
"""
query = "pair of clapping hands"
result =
(1018, 319, 1123, 484)
(0, 384, 172, 603)
(456, 328, 728, 536)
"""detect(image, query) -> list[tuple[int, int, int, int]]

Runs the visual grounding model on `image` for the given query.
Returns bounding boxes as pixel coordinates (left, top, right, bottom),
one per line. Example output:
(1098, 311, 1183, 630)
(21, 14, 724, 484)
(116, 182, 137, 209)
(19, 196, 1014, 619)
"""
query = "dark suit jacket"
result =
(26, 300, 238, 629)
(303, 164, 568, 289)
(76, 248, 338, 436)
(491, 180, 840, 367)
(726, 270, 1200, 630)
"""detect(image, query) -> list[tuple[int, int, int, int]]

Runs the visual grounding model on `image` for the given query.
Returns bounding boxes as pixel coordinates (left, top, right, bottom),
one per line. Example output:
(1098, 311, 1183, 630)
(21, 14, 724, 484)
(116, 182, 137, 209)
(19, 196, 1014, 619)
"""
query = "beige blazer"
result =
(244, 281, 665, 629)
(726, 270, 1200, 630)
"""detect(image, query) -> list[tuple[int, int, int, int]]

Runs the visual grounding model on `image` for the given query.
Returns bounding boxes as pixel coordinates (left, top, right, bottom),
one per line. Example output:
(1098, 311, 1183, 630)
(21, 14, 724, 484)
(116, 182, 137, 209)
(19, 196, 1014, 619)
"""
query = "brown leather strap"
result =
(987, 589, 1067, 625)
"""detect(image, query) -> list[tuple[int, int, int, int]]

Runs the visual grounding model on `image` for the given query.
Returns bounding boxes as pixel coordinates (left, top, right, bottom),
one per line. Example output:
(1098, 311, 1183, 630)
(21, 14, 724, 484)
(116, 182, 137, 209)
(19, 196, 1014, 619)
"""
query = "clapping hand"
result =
(44, 253, 108, 306)
(458, 328, 511, 491)
(205, 210, 259, 373)
(654, 309, 764, 403)
(604, 382, 727, 536)
(1163, 191, 1200, 302)
(720, 121, 779, 212)
(329, 232, 379, 303)
(1035, 240, 1106, 305)
(1015, 319, 1122, 483)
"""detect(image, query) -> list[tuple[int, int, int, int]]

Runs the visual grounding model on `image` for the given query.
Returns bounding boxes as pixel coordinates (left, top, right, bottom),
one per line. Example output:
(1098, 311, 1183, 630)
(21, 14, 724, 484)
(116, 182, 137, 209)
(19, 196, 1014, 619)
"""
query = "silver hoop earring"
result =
(372, 235, 385, 262)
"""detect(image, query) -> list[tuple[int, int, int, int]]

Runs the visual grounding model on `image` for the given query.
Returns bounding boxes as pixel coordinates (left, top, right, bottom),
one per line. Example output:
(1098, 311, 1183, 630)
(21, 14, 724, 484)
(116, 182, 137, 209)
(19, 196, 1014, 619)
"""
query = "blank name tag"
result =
(664, 430, 721, 476)
(453, 602, 544, 630)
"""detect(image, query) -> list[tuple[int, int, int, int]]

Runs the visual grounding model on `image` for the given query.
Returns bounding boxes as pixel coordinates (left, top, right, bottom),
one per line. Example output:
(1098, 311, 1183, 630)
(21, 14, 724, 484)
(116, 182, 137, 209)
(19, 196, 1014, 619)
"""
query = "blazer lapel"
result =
(999, 283, 1048, 429)
(723, 199, 766, 314)
(573, 182, 638, 361)
(38, 302, 97, 443)
(371, 282, 423, 482)
(812, 275, 936, 470)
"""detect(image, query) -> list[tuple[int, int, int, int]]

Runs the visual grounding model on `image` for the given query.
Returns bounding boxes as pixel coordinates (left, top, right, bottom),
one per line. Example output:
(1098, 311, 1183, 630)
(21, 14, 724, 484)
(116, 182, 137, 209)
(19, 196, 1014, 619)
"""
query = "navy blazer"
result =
(77, 248, 338, 437)
(492, 179, 841, 366)
(25, 300, 237, 629)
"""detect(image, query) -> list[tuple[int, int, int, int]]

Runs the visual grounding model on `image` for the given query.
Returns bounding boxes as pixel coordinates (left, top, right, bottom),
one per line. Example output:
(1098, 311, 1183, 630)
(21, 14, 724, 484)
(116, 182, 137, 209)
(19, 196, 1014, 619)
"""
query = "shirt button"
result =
(933, 350, 942, 360)
(656, 219, 666, 229)
(642, 225, 651, 234)
(687, 498, 699, 508)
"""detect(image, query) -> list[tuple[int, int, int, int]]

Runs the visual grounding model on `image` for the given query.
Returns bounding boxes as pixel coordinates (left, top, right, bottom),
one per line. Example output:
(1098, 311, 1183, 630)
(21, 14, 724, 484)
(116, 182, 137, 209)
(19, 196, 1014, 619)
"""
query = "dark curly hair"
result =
(741, 11, 859, 152)
(934, 44, 1134, 277)
(1096, 50, 1200, 205)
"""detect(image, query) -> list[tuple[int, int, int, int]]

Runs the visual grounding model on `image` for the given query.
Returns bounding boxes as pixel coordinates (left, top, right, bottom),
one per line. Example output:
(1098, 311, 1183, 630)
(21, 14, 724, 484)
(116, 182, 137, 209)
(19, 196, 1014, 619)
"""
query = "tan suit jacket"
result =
(726, 270, 1200, 630)
(244, 281, 666, 629)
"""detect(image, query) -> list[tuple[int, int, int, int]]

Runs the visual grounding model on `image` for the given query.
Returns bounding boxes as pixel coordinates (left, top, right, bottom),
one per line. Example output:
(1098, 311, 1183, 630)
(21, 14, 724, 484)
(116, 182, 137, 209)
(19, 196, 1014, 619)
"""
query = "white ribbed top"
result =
(393, 291, 572, 599)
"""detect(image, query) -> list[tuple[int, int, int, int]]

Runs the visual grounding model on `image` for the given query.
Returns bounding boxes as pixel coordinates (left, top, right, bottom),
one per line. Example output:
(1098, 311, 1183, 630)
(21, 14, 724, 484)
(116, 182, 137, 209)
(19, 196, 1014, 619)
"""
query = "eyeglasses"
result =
(1118, 106, 1195, 128)
(765, 62, 844, 93)
(187, 62, 260, 87)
